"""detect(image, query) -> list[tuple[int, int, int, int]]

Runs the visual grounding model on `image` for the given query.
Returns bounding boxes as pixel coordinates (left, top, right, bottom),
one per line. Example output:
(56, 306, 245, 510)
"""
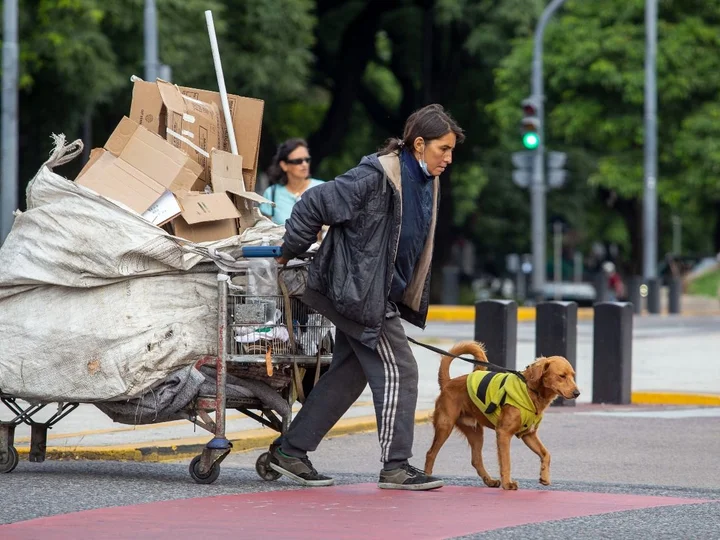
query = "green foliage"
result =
(5, 0, 719, 269)
(489, 0, 720, 259)
(687, 268, 720, 298)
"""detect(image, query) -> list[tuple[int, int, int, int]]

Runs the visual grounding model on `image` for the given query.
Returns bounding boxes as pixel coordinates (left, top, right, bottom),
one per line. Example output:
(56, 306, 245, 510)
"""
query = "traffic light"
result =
(521, 98, 541, 150)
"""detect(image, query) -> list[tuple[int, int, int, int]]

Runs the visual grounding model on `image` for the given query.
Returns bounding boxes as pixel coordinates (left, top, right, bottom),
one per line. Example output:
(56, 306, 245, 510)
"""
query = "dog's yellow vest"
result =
(466, 371, 542, 436)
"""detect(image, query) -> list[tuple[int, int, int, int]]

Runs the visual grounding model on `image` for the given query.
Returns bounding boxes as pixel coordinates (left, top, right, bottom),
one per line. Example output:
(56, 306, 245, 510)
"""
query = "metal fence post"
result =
(535, 301, 578, 406)
(592, 302, 633, 404)
(474, 300, 517, 369)
(668, 277, 682, 314)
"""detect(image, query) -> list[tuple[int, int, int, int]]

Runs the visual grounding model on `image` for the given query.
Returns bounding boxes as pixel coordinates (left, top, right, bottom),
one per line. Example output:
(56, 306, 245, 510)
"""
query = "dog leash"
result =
(406, 336, 527, 383)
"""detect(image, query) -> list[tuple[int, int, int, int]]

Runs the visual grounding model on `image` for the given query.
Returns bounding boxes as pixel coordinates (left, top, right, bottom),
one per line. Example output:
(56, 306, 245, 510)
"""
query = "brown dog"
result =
(424, 341, 580, 490)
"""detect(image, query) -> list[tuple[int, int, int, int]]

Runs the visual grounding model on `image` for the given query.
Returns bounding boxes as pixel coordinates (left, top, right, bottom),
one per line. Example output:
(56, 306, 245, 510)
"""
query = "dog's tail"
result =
(438, 341, 489, 389)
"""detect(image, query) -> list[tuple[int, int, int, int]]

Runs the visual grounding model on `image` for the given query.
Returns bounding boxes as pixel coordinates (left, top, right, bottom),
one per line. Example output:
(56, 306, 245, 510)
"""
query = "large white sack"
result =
(0, 136, 284, 402)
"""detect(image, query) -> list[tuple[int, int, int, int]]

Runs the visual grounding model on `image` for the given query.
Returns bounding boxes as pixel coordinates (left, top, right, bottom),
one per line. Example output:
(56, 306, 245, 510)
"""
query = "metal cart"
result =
(0, 247, 335, 484)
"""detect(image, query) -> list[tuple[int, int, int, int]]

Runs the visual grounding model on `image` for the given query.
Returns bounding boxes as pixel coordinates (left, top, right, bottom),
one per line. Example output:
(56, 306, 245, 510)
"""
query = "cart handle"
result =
(241, 246, 282, 258)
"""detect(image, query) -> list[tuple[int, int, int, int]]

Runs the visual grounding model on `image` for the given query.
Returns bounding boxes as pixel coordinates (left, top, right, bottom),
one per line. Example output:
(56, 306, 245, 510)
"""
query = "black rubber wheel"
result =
(189, 455, 220, 484)
(255, 451, 281, 481)
(0, 447, 19, 474)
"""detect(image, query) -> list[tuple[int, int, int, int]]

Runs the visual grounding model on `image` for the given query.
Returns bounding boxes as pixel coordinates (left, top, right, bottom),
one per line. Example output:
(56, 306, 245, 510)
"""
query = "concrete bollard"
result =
(668, 277, 682, 314)
(592, 302, 633, 404)
(474, 300, 517, 369)
(647, 277, 661, 314)
(535, 301, 578, 407)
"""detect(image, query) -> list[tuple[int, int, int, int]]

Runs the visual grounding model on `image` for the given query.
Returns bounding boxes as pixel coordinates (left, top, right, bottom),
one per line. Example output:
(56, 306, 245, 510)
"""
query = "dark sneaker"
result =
(269, 446, 334, 487)
(378, 463, 444, 491)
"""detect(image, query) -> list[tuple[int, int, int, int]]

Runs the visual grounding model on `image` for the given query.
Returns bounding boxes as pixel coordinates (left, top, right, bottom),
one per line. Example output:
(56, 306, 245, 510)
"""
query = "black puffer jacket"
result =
(281, 152, 439, 350)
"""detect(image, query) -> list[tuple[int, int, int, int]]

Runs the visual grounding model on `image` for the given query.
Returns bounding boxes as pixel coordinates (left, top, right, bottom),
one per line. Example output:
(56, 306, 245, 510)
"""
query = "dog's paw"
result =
(483, 477, 501, 488)
(501, 480, 518, 490)
(539, 477, 551, 486)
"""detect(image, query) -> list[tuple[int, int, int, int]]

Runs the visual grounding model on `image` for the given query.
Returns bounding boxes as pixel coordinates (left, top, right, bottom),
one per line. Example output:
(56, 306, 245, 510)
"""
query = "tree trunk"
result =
(613, 195, 643, 276)
(308, 0, 400, 170)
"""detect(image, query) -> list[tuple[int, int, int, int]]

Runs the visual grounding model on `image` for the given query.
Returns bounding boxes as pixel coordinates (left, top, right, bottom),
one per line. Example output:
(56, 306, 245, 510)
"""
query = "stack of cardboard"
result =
(75, 78, 272, 243)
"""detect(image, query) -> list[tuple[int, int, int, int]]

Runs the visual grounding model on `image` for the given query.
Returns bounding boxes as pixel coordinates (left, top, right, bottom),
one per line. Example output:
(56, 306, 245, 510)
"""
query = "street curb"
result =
(14, 394, 719, 463)
(426, 305, 720, 323)
(631, 392, 720, 407)
(426, 306, 594, 323)
(15, 410, 435, 464)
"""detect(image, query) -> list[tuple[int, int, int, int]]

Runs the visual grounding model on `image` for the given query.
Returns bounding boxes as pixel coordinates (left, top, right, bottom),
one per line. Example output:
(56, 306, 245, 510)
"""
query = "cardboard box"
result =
(178, 86, 264, 191)
(129, 77, 264, 190)
(157, 80, 221, 189)
(210, 149, 272, 230)
(171, 150, 274, 243)
(173, 192, 241, 243)
(76, 117, 202, 220)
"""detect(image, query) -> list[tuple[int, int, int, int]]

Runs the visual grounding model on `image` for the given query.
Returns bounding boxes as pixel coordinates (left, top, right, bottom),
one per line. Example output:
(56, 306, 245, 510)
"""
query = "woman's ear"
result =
(280, 161, 288, 173)
(413, 137, 425, 155)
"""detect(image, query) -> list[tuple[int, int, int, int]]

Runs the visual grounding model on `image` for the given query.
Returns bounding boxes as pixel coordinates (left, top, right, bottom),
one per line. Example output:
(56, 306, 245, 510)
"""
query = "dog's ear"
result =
(524, 358, 549, 390)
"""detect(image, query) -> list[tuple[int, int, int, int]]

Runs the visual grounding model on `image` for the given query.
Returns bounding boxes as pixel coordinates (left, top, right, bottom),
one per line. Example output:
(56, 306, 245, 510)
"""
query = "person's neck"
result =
(286, 176, 309, 193)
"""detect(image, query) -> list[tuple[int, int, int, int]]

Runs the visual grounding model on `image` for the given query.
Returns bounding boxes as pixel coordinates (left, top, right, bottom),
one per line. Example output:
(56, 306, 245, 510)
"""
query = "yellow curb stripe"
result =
(631, 392, 720, 406)
(14, 410, 434, 463)
(426, 306, 595, 323)
(426, 305, 720, 323)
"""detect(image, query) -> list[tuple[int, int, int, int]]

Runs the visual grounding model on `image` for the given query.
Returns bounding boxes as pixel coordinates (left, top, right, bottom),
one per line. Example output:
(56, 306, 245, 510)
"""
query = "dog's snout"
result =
(572, 389, 581, 398)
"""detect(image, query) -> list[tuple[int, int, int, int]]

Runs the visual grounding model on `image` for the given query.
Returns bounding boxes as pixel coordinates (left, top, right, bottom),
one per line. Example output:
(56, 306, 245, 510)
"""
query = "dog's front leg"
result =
(496, 409, 522, 490)
(521, 430, 551, 486)
(495, 429, 517, 490)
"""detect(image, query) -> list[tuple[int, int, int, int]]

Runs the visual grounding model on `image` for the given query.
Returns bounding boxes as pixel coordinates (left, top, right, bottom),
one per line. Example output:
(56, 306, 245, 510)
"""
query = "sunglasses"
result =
(285, 157, 311, 165)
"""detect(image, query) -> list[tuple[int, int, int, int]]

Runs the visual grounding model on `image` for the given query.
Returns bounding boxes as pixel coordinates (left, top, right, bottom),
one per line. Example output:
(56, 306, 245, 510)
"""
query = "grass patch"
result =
(687, 268, 720, 298)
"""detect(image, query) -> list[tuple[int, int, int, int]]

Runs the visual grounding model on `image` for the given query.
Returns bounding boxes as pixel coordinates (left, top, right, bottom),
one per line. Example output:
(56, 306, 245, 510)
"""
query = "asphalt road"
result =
(2, 405, 719, 539)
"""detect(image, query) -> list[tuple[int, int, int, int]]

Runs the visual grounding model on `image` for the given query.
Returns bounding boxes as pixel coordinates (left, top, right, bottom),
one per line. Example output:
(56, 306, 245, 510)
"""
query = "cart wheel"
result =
(189, 455, 220, 484)
(0, 447, 19, 474)
(255, 452, 281, 481)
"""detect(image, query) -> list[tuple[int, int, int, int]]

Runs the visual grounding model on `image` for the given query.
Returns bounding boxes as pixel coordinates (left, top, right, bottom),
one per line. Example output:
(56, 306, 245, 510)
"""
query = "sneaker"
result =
(378, 463, 444, 491)
(268, 446, 334, 487)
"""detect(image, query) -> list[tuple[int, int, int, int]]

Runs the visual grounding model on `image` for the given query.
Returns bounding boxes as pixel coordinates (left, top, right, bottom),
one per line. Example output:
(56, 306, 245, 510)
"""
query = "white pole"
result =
(1, 0, 19, 244)
(205, 10, 238, 156)
(144, 0, 159, 82)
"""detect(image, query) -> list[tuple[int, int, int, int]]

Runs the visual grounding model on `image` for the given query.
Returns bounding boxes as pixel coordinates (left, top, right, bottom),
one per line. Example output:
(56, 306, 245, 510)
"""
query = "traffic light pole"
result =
(643, 0, 658, 280)
(530, 0, 566, 299)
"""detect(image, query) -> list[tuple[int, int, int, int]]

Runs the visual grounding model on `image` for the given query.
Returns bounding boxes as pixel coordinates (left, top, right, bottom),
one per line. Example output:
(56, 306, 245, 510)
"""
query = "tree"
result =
(490, 0, 720, 273)
(7, 0, 317, 197)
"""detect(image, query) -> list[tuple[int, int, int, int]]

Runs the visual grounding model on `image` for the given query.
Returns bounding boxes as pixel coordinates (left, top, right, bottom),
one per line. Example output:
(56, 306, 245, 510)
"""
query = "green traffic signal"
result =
(522, 132, 539, 150)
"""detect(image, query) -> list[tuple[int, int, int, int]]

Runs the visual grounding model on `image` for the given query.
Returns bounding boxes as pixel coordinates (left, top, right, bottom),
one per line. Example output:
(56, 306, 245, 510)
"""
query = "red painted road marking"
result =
(2, 484, 712, 539)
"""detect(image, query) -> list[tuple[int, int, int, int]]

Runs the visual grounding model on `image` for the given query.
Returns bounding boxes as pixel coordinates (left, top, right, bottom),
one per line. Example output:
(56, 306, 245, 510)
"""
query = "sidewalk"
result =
(426, 293, 720, 322)
(8, 322, 720, 463)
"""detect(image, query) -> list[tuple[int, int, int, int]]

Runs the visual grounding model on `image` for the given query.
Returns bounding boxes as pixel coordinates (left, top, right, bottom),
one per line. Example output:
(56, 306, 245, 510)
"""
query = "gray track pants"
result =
(281, 308, 419, 468)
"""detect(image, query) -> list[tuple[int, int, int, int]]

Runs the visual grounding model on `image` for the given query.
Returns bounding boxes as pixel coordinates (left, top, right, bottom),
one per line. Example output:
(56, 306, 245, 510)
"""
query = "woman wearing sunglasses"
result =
(260, 138, 324, 225)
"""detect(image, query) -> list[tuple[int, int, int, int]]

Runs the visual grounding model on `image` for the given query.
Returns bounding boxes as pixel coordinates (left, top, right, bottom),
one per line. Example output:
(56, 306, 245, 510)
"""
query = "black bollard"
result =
(668, 277, 682, 314)
(629, 276, 644, 315)
(535, 301, 578, 407)
(647, 277, 661, 314)
(592, 302, 633, 404)
(474, 300, 517, 369)
(441, 265, 460, 305)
